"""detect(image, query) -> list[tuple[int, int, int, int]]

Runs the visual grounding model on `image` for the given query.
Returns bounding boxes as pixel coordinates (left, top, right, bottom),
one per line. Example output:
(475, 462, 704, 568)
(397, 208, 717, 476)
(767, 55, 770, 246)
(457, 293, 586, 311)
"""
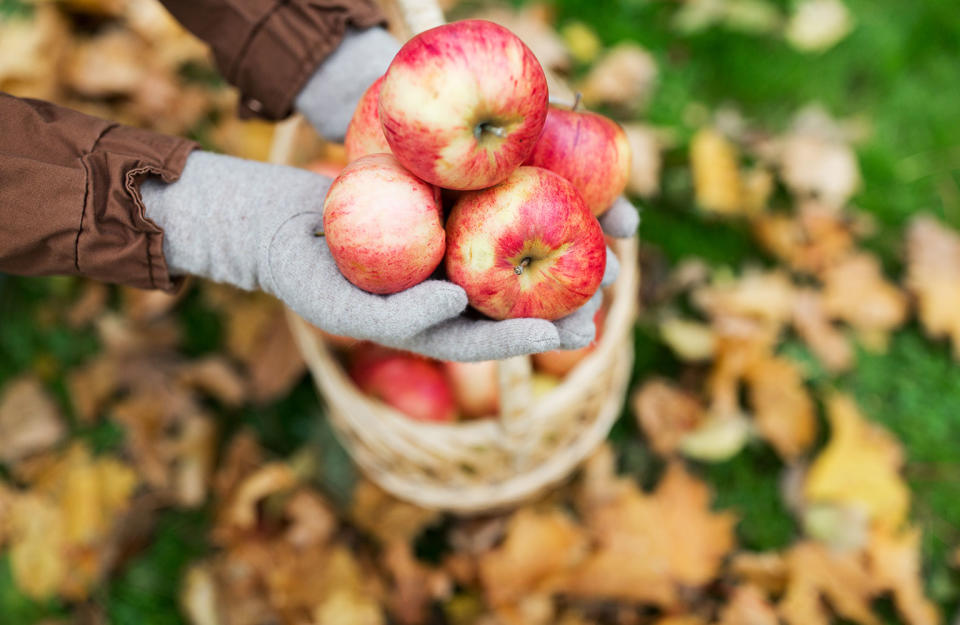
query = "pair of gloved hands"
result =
(141, 28, 639, 362)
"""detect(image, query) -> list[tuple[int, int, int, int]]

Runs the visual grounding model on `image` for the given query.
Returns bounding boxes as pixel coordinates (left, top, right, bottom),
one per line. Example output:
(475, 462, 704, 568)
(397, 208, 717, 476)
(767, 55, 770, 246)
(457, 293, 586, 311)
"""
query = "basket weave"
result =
(273, 0, 640, 513)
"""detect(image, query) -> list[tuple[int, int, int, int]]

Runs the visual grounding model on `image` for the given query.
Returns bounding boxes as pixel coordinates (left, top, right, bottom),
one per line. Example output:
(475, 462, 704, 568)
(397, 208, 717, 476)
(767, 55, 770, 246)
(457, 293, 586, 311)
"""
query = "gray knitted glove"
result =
(141, 152, 614, 361)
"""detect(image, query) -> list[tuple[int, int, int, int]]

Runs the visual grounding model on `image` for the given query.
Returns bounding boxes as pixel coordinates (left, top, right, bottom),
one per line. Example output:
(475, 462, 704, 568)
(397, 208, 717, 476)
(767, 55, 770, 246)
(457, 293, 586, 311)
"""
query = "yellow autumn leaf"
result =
(691, 128, 743, 215)
(804, 394, 909, 530)
(8, 493, 65, 599)
(868, 527, 940, 625)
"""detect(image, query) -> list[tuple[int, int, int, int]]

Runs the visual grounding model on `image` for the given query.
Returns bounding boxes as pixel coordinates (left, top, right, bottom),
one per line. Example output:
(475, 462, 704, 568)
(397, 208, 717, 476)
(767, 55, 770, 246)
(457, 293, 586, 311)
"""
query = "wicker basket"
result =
(271, 0, 640, 514)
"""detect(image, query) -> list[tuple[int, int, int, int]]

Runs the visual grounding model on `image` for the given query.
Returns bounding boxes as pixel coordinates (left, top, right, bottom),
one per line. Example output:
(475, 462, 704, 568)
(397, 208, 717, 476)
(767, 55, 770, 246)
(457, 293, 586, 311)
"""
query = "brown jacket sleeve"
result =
(0, 93, 197, 291)
(160, 0, 386, 120)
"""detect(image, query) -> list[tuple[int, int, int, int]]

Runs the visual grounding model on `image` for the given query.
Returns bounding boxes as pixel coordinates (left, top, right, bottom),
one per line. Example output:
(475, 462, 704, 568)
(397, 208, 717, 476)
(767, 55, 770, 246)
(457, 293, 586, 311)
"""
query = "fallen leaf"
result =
(633, 379, 705, 456)
(680, 410, 752, 462)
(744, 355, 817, 460)
(0, 376, 65, 465)
(804, 394, 909, 530)
(180, 564, 221, 625)
(177, 357, 247, 406)
(717, 584, 779, 625)
(350, 479, 440, 545)
(564, 463, 736, 607)
(691, 128, 743, 215)
(579, 43, 657, 109)
(173, 413, 217, 507)
(62, 29, 149, 97)
(791, 289, 854, 372)
(65, 280, 109, 328)
(694, 270, 795, 329)
(245, 308, 306, 403)
(730, 551, 789, 595)
(283, 489, 337, 548)
(560, 21, 602, 64)
(820, 252, 907, 336)
(779, 541, 878, 625)
(219, 463, 296, 535)
(7, 493, 65, 600)
(751, 203, 858, 275)
(0, 7, 69, 101)
(905, 216, 960, 357)
(803, 503, 870, 551)
(779, 133, 860, 207)
(659, 317, 716, 361)
(472, 7, 571, 72)
(785, 0, 854, 53)
(479, 507, 584, 607)
(384, 541, 451, 624)
(67, 356, 119, 422)
(868, 527, 940, 625)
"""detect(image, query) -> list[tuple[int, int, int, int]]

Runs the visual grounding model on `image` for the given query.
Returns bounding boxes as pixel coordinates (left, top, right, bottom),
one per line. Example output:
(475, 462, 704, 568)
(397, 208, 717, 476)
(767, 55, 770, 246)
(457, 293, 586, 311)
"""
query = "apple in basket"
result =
(323, 153, 444, 294)
(524, 101, 631, 217)
(533, 306, 606, 377)
(378, 19, 549, 190)
(444, 361, 498, 419)
(344, 76, 391, 161)
(350, 348, 456, 423)
(445, 166, 606, 320)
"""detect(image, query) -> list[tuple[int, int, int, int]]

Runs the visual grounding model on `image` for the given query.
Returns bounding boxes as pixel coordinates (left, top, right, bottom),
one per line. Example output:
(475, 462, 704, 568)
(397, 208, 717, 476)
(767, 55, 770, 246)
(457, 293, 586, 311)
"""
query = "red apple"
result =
(350, 351, 456, 423)
(444, 361, 498, 419)
(524, 104, 630, 216)
(323, 153, 444, 294)
(445, 166, 606, 320)
(344, 76, 391, 161)
(532, 307, 606, 376)
(378, 20, 548, 190)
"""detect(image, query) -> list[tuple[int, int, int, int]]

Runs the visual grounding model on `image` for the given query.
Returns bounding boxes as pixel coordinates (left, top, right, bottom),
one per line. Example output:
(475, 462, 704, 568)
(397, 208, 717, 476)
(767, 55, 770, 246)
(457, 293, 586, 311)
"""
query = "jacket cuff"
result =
(230, 0, 386, 120)
(81, 125, 198, 292)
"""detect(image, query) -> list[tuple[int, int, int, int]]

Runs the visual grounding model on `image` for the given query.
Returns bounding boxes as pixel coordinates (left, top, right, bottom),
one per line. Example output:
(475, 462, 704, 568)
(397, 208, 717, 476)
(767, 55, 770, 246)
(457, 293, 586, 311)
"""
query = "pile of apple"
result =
(323, 19, 631, 321)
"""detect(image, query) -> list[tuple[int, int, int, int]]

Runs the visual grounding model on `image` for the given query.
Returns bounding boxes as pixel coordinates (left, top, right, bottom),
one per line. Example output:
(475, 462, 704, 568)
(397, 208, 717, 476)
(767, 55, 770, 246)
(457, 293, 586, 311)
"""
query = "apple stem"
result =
(514, 257, 532, 275)
(572, 92, 582, 112)
(313, 230, 325, 238)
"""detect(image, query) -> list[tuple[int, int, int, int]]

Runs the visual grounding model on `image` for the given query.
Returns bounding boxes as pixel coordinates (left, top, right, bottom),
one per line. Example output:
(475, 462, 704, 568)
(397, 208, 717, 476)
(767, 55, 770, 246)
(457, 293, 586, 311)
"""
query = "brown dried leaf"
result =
(0, 7, 69, 101)
(350, 479, 440, 545)
(905, 216, 960, 357)
(67, 356, 119, 423)
(384, 541, 451, 625)
(180, 564, 221, 625)
(209, 117, 277, 162)
(792, 288, 854, 372)
(283, 489, 337, 548)
(220, 463, 296, 535)
(177, 357, 246, 406)
(679, 411, 751, 462)
(691, 128, 743, 215)
(479, 508, 586, 607)
(245, 308, 306, 403)
(0, 376, 65, 465)
(751, 204, 858, 275)
(564, 463, 736, 607)
(121, 286, 183, 322)
(632, 379, 705, 456)
(63, 29, 149, 97)
(659, 317, 716, 361)
(717, 585, 779, 625)
(779, 541, 878, 625)
(868, 527, 940, 625)
(694, 270, 796, 329)
(580, 43, 657, 109)
(779, 133, 860, 207)
(173, 414, 217, 507)
(804, 394, 909, 530)
(820, 252, 908, 335)
(213, 431, 264, 502)
(744, 355, 817, 460)
(96, 313, 180, 356)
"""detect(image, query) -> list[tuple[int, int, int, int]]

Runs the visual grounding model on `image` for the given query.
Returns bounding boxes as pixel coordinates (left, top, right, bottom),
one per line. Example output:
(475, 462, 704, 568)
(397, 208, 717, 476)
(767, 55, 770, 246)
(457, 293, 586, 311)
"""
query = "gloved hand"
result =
(140, 151, 628, 361)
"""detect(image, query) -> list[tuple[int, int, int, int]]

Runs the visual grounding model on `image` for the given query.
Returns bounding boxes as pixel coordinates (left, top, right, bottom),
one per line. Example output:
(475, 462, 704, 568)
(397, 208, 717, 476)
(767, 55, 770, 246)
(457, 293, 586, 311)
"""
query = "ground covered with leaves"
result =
(1, 0, 958, 623)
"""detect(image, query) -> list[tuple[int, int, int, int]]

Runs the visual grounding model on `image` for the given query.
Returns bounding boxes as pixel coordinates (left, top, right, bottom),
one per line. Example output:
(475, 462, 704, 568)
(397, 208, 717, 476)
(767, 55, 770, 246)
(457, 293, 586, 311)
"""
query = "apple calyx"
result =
(474, 121, 508, 141)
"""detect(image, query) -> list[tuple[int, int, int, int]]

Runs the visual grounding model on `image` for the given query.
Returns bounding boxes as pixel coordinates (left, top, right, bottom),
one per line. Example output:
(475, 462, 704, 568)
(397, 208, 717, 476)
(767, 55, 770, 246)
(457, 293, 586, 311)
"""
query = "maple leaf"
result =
(804, 394, 910, 530)
(717, 584, 779, 625)
(479, 508, 586, 607)
(633, 379, 705, 456)
(779, 541, 878, 625)
(0, 376, 65, 465)
(564, 463, 736, 607)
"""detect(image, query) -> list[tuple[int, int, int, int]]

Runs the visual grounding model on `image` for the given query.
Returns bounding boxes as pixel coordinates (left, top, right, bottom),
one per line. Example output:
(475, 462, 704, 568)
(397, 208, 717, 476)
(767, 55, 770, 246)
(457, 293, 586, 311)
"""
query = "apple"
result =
(532, 306, 606, 377)
(350, 351, 456, 423)
(444, 361, 498, 419)
(344, 76, 391, 161)
(378, 19, 549, 190)
(445, 166, 606, 320)
(323, 153, 445, 294)
(524, 103, 630, 216)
